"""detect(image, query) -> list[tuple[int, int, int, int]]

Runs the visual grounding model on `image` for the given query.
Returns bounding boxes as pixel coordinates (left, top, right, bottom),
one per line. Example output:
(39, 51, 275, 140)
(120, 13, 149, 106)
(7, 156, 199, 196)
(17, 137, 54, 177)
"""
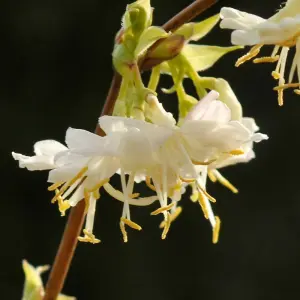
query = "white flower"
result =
(103, 90, 265, 242)
(12, 129, 162, 244)
(220, 1, 300, 105)
(207, 117, 268, 193)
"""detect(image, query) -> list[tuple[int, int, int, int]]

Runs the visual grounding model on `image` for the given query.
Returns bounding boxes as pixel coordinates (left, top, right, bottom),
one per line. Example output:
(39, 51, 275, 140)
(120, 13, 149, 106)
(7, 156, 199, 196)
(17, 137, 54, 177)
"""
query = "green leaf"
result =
(134, 26, 168, 58)
(175, 14, 220, 41)
(22, 260, 47, 300)
(21, 260, 76, 300)
(182, 44, 243, 72)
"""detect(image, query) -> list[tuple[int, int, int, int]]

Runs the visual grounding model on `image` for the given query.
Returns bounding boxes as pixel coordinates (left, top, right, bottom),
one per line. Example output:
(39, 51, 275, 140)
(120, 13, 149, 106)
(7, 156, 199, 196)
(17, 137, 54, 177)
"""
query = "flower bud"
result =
(142, 34, 185, 70)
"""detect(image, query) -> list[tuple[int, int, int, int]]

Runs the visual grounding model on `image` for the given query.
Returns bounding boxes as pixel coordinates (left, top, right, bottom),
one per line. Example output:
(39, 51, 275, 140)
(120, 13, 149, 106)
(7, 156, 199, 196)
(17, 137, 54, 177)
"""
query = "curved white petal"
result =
(12, 152, 55, 170)
(34, 140, 67, 157)
(47, 163, 85, 183)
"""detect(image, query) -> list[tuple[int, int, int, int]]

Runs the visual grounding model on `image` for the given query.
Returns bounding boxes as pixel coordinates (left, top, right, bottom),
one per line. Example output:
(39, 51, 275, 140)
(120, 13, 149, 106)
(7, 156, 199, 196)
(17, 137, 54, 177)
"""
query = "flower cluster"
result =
(220, 0, 300, 105)
(13, 0, 270, 246)
(13, 91, 267, 244)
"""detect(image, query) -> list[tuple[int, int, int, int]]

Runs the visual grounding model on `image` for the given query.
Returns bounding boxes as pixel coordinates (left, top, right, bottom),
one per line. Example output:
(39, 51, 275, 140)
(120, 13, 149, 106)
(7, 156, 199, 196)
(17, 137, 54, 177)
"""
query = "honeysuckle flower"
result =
(12, 129, 162, 243)
(109, 90, 267, 242)
(220, 0, 300, 105)
(22, 260, 74, 300)
(207, 117, 268, 193)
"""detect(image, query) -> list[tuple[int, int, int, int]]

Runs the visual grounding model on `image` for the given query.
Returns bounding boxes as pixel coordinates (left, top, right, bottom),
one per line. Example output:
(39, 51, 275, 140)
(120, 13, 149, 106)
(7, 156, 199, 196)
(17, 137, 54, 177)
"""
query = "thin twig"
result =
(43, 1, 217, 299)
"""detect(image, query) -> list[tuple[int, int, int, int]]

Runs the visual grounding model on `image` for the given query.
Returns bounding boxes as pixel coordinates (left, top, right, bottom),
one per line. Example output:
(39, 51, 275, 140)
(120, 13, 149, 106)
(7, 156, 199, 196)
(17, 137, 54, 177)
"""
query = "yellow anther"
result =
(235, 45, 262, 67)
(198, 191, 209, 219)
(54, 189, 70, 216)
(78, 229, 101, 244)
(253, 55, 279, 64)
(120, 217, 142, 231)
(191, 159, 215, 166)
(130, 193, 140, 199)
(151, 202, 175, 215)
(146, 176, 156, 192)
(84, 188, 90, 214)
(199, 186, 216, 203)
(51, 166, 88, 203)
(161, 212, 171, 240)
(278, 89, 284, 106)
(159, 206, 183, 228)
(229, 149, 244, 156)
(213, 170, 238, 194)
(294, 89, 300, 95)
(88, 179, 109, 193)
(179, 176, 195, 183)
(93, 190, 100, 200)
(272, 71, 281, 80)
(48, 182, 63, 191)
(120, 221, 128, 243)
(190, 191, 199, 202)
(212, 216, 221, 244)
(208, 170, 217, 183)
(274, 83, 300, 91)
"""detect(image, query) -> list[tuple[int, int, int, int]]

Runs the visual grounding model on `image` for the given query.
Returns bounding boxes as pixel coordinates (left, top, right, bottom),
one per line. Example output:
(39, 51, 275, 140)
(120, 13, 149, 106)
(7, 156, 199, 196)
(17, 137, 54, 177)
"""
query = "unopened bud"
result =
(142, 34, 185, 70)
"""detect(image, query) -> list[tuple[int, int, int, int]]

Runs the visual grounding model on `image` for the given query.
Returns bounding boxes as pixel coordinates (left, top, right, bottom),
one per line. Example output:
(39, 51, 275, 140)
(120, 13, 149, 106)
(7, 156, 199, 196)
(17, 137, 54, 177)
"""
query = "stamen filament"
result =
(51, 166, 88, 203)
(235, 45, 262, 67)
(161, 212, 171, 240)
(48, 182, 63, 191)
(159, 206, 182, 228)
(151, 202, 175, 215)
(212, 216, 221, 244)
(120, 217, 142, 231)
(253, 56, 279, 64)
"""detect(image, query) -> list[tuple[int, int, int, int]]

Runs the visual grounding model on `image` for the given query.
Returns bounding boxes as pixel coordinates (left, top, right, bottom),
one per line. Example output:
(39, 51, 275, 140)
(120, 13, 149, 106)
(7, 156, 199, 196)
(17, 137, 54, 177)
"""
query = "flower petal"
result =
(34, 140, 67, 157)
(12, 152, 55, 170)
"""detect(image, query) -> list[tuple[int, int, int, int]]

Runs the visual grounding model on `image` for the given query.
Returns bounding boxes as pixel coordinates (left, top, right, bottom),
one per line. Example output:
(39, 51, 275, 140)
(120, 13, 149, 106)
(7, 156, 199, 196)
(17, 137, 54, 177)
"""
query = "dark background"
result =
(2, 0, 300, 299)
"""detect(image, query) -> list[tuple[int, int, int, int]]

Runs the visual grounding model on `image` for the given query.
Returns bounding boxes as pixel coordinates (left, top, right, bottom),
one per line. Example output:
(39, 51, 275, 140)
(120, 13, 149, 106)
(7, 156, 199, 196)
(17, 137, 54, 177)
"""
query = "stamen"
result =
(54, 189, 70, 216)
(191, 159, 215, 166)
(48, 182, 63, 191)
(253, 55, 279, 64)
(161, 212, 171, 240)
(159, 206, 182, 228)
(208, 170, 217, 183)
(120, 217, 142, 231)
(93, 190, 100, 200)
(212, 170, 238, 194)
(51, 166, 88, 203)
(130, 193, 140, 199)
(179, 176, 195, 183)
(294, 89, 300, 95)
(273, 83, 300, 91)
(198, 191, 209, 219)
(78, 229, 101, 244)
(120, 221, 128, 243)
(190, 183, 198, 202)
(146, 176, 156, 191)
(84, 189, 90, 214)
(272, 71, 281, 80)
(151, 202, 175, 215)
(198, 186, 216, 203)
(235, 45, 262, 67)
(229, 149, 244, 156)
(88, 179, 110, 193)
(212, 216, 221, 244)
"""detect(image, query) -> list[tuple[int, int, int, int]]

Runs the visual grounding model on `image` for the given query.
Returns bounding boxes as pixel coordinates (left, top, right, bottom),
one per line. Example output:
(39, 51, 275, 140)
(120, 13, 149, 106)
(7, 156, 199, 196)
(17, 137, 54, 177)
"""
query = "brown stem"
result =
(43, 0, 217, 299)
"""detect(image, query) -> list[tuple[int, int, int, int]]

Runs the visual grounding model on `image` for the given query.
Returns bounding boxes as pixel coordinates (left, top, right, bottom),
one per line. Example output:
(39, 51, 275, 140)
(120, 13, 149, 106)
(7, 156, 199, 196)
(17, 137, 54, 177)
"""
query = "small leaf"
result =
(134, 26, 168, 58)
(182, 44, 243, 72)
(175, 14, 220, 41)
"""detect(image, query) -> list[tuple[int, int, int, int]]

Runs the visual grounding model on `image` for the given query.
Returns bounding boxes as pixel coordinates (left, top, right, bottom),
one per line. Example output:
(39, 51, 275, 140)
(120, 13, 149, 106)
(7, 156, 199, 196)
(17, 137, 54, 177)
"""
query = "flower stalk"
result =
(43, 0, 217, 299)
